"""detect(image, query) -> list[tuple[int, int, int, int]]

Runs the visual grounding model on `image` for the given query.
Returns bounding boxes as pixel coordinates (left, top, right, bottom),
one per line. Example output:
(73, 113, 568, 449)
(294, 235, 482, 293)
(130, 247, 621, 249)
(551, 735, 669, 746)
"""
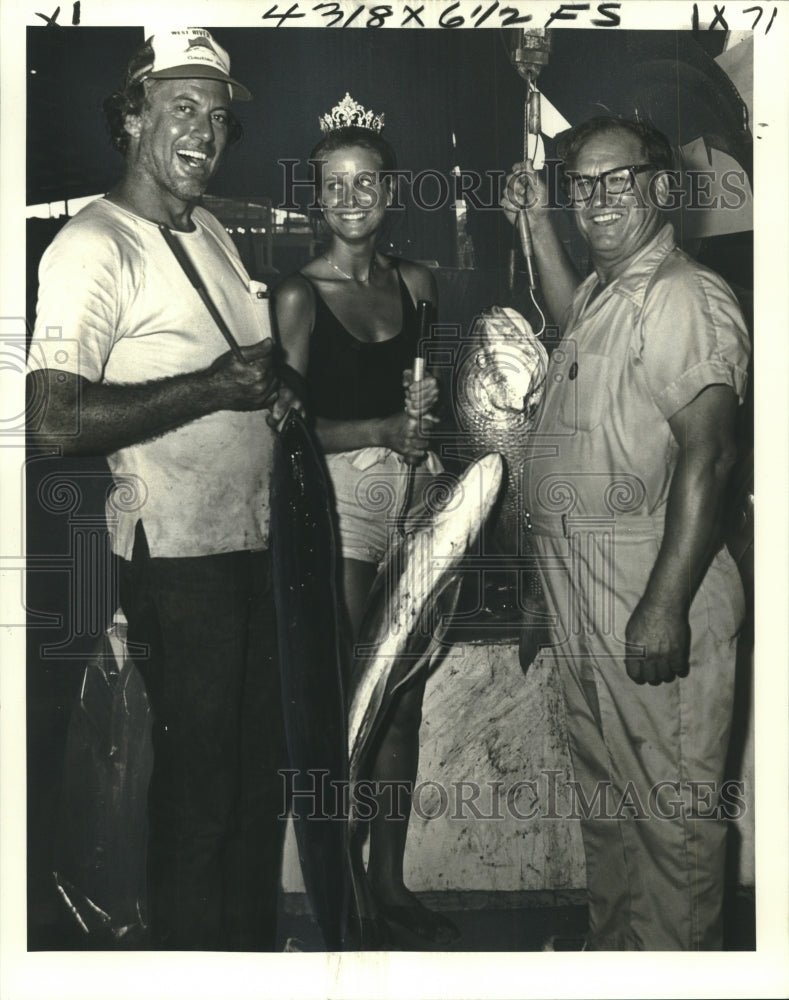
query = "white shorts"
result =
(325, 447, 442, 565)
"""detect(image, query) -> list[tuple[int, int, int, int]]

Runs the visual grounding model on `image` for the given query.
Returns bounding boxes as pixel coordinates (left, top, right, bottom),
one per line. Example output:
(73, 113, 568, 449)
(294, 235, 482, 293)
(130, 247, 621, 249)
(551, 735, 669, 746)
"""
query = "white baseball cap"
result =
(128, 28, 251, 101)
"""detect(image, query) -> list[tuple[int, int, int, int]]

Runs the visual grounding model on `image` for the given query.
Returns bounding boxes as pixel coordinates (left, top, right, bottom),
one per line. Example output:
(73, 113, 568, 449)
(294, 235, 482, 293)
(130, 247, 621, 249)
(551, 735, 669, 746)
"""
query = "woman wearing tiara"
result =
(274, 94, 459, 947)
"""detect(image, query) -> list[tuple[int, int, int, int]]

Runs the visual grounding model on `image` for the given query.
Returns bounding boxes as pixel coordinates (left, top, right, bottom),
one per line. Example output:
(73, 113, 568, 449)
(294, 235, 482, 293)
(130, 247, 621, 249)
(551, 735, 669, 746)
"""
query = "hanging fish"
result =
(453, 306, 548, 554)
(270, 409, 351, 952)
(347, 452, 504, 783)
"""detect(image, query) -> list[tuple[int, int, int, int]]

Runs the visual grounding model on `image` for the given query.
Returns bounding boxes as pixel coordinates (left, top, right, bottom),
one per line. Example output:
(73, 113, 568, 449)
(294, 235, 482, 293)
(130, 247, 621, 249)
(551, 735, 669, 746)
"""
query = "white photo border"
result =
(2, 1, 787, 997)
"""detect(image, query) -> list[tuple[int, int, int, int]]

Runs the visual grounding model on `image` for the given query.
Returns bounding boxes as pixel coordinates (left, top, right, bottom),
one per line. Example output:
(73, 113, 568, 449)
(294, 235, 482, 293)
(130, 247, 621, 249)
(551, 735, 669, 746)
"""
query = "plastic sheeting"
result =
(53, 611, 153, 946)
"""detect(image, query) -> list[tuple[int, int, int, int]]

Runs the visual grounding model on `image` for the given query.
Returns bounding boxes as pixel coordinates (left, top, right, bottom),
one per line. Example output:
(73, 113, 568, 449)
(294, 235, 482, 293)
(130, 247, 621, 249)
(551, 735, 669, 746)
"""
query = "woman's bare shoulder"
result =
(272, 272, 316, 338)
(391, 257, 438, 306)
(273, 271, 315, 304)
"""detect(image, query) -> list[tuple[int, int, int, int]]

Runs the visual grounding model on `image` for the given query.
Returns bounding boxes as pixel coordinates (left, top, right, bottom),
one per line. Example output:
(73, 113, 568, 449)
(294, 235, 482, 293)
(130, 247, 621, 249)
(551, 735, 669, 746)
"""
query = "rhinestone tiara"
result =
(319, 93, 385, 134)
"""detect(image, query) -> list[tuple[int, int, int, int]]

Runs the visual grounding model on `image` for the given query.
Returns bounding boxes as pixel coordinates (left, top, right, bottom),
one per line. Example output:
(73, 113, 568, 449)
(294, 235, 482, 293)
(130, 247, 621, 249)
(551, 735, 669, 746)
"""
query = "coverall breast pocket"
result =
(558, 352, 612, 432)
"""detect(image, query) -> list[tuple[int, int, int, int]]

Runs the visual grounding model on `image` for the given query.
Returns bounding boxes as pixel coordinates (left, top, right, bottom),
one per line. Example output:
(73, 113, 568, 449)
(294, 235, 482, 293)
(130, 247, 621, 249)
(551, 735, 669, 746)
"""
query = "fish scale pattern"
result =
(454, 307, 548, 552)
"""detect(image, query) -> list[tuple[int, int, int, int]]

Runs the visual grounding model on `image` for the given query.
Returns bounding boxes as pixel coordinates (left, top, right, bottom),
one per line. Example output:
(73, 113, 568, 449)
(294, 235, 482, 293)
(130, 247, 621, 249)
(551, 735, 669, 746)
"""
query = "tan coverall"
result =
(524, 225, 750, 949)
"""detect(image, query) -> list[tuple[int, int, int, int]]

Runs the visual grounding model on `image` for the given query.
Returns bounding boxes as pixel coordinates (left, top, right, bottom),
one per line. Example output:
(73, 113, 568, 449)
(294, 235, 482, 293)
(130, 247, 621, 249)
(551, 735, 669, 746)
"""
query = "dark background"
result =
(25, 25, 754, 949)
(26, 26, 744, 265)
(26, 26, 752, 338)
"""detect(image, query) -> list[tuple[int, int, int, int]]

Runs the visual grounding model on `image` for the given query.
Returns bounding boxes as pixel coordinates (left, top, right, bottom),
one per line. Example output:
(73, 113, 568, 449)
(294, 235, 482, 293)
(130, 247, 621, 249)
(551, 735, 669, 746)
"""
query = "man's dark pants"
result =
(118, 522, 287, 951)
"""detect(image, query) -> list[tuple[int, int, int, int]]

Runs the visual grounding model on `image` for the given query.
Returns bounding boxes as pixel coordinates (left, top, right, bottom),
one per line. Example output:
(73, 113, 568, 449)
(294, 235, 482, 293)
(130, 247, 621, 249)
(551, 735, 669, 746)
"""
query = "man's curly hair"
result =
(103, 41, 244, 156)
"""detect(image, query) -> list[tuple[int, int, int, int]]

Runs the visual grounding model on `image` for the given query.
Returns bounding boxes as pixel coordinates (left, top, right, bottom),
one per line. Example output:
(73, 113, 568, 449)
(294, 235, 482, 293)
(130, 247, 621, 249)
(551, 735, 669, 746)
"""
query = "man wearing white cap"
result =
(27, 29, 292, 950)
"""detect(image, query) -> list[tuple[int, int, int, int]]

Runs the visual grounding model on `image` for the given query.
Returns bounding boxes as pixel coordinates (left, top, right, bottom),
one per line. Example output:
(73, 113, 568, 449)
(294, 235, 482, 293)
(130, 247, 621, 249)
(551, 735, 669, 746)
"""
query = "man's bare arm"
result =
(501, 160, 581, 328)
(27, 340, 279, 457)
(624, 384, 740, 685)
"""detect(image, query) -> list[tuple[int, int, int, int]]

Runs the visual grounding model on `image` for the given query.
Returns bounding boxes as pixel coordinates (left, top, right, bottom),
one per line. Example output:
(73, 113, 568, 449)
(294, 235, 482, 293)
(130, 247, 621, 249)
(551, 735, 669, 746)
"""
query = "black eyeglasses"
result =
(563, 164, 654, 205)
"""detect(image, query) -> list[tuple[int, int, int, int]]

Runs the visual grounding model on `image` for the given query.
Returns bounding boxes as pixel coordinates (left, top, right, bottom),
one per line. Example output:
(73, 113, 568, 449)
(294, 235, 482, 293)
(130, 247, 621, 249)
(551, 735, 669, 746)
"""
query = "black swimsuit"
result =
(304, 264, 419, 421)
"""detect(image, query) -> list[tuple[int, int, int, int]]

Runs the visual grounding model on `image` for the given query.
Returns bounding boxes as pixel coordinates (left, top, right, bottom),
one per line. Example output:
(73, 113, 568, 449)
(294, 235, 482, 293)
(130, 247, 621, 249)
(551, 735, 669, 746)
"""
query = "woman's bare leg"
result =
(366, 674, 425, 901)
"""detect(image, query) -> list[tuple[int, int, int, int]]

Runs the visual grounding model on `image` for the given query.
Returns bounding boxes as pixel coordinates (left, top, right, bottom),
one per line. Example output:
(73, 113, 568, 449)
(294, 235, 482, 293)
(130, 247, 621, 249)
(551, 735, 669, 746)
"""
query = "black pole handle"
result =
(159, 224, 247, 363)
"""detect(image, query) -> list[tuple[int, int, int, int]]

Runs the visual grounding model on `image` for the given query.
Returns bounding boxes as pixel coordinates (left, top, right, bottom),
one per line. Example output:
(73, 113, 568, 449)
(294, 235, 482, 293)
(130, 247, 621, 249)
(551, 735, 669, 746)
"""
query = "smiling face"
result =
(318, 144, 391, 244)
(123, 77, 231, 219)
(568, 127, 666, 283)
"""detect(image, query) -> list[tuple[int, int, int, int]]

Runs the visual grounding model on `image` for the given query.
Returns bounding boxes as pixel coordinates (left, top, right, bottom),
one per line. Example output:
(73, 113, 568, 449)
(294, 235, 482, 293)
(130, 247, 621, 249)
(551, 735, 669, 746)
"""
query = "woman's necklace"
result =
(324, 254, 374, 283)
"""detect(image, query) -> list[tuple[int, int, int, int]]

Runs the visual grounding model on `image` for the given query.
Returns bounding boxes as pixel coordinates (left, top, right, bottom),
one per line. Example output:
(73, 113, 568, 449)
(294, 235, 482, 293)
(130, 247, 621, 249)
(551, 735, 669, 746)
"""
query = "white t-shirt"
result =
(28, 198, 276, 560)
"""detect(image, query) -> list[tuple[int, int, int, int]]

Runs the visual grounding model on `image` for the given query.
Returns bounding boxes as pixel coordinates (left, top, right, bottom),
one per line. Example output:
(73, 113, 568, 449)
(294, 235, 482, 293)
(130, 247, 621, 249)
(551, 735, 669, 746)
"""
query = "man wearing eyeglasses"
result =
(502, 117, 750, 950)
